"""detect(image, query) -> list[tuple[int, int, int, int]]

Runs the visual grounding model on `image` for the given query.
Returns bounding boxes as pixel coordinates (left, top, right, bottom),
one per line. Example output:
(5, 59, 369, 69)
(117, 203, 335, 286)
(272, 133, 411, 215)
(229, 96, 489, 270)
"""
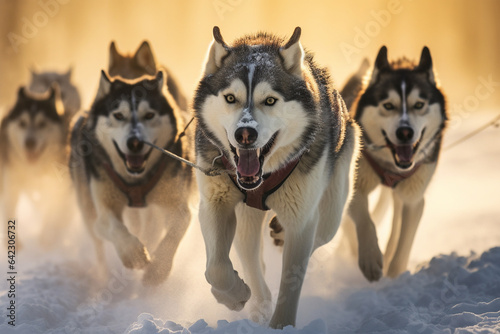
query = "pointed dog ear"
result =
(109, 41, 121, 71)
(134, 41, 157, 75)
(17, 86, 27, 100)
(154, 70, 165, 93)
(29, 66, 38, 79)
(96, 70, 112, 100)
(203, 26, 230, 76)
(416, 46, 435, 84)
(369, 46, 390, 85)
(65, 67, 73, 80)
(280, 27, 304, 78)
(48, 83, 65, 116)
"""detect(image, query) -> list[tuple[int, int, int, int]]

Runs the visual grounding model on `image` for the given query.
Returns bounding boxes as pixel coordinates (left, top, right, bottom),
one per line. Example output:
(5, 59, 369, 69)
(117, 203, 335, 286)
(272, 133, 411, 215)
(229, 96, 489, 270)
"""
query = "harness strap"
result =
(363, 150, 421, 188)
(102, 157, 168, 208)
(221, 155, 302, 211)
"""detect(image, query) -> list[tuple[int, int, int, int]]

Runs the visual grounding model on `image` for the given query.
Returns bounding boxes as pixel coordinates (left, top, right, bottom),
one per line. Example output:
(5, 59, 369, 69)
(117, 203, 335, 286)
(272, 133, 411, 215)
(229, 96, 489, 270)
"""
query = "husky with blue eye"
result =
(193, 26, 360, 328)
(341, 46, 447, 281)
(69, 70, 194, 286)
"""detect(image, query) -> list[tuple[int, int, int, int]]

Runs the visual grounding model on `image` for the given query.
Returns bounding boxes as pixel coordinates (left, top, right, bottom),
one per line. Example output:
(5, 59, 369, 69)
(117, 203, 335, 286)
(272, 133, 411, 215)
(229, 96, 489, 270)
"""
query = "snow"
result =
(1, 112, 499, 333)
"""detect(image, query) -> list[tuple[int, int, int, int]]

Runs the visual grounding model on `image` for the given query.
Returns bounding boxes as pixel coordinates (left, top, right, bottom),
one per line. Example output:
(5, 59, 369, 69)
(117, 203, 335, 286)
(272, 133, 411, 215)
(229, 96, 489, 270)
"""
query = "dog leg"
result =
(386, 198, 425, 277)
(94, 206, 150, 270)
(233, 203, 272, 324)
(340, 215, 358, 257)
(199, 196, 250, 311)
(269, 217, 316, 329)
(384, 192, 402, 272)
(75, 180, 106, 273)
(142, 203, 191, 286)
(371, 186, 391, 224)
(348, 192, 383, 281)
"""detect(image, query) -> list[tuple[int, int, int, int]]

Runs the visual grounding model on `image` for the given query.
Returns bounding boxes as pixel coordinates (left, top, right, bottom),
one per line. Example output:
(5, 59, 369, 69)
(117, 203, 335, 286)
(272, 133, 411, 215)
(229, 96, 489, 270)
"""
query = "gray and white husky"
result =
(193, 27, 360, 328)
(29, 68, 81, 120)
(341, 46, 447, 281)
(0, 87, 73, 248)
(69, 70, 194, 286)
(108, 40, 187, 110)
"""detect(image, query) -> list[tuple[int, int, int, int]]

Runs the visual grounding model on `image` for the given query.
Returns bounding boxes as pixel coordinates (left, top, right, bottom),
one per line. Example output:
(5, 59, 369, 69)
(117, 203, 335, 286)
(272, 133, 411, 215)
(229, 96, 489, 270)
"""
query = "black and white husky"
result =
(193, 27, 360, 328)
(1, 87, 73, 247)
(69, 69, 194, 286)
(341, 46, 447, 281)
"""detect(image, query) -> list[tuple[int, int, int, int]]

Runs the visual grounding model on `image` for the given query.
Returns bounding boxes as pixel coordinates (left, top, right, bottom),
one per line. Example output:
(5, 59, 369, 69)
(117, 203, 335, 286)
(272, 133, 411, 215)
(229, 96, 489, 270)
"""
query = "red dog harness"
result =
(102, 158, 168, 208)
(363, 150, 421, 188)
(221, 155, 301, 211)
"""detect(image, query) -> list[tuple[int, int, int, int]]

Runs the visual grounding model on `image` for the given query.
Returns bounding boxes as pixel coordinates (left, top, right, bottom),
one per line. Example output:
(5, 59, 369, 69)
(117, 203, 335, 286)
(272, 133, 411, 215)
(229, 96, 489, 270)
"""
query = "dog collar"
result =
(221, 154, 302, 211)
(102, 156, 168, 208)
(363, 150, 422, 188)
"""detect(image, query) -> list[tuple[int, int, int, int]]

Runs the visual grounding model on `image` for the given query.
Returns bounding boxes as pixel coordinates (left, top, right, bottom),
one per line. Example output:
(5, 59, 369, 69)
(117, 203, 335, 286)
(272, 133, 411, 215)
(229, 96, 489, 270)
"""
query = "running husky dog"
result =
(108, 41, 187, 110)
(69, 70, 194, 286)
(193, 27, 360, 328)
(29, 68, 81, 120)
(341, 46, 447, 281)
(1, 86, 73, 247)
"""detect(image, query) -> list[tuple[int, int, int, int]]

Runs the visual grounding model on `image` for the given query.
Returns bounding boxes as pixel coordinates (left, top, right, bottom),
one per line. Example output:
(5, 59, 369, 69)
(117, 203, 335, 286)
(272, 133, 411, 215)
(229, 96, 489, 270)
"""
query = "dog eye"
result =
(383, 102, 395, 110)
(414, 102, 425, 110)
(38, 121, 46, 129)
(144, 112, 155, 120)
(265, 97, 277, 106)
(224, 94, 236, 104)
(19, 120, 27, 128)
(113, 112, 124, 121)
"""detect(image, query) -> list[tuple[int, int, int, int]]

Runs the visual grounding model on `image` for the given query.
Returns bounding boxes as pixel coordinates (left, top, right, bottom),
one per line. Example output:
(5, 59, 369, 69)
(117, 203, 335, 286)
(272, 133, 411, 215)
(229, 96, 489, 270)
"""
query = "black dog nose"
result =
(126, 136, 144, 153)
(396, 126, 414, 143)
(235, 127, 258, 146)
(25, 138, 36, 150)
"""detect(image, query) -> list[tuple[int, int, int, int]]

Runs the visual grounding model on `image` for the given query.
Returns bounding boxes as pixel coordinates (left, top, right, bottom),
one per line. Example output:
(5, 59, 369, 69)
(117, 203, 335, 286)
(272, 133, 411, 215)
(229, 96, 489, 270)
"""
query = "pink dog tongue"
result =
(237, 149, 260, 177)
(126, 155, 145, 169)
(395, 145, 413, 163)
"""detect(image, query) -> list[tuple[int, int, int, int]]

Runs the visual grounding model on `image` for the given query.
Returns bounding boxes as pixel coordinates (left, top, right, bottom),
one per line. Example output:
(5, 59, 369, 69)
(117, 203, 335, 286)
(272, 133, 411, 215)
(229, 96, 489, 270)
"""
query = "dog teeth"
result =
(236, 148, 240, 157)
(256, 148, 261, 156)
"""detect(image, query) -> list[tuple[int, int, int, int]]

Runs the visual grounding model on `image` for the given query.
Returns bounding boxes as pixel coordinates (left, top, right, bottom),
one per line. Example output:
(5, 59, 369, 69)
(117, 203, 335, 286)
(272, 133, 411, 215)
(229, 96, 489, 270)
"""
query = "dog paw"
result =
(358, 244, 383, 282)
(211, 272, 251, 311)
(142, 259, 172, 287)
(117, 238, 151, 270)
(248, 300, 273, 324)
(269, 216, 284, 247)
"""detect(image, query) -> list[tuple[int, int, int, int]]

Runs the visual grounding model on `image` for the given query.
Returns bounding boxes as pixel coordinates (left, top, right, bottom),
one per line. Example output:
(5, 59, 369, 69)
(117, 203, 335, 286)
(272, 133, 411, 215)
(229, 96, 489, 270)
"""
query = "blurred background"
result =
(0, 0, 499, 116)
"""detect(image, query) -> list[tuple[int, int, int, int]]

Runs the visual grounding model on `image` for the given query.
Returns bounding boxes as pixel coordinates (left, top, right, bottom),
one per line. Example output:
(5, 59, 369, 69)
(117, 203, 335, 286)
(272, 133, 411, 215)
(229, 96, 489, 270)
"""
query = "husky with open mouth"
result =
(341, 46, 447, 281)
(69, 70, 194, 286)
(193, 26, 360, 328)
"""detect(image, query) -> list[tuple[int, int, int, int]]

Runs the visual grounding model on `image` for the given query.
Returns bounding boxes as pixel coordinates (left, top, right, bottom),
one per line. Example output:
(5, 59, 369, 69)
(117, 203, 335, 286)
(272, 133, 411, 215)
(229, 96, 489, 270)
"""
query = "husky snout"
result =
(126, 135, 144, 153)
(396, 126, 414, 143)
(25, 137, 37, 151)
(235, 127, 257, 147)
